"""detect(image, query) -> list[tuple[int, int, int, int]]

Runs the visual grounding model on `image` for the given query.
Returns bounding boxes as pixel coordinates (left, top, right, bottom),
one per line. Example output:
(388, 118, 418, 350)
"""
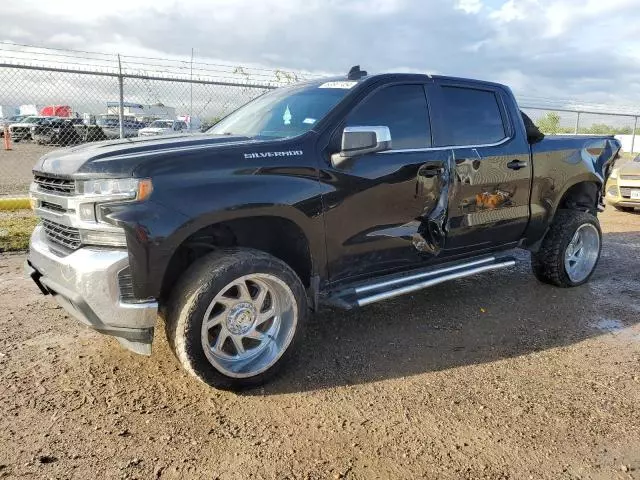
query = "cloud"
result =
(0, 0, 639, 108)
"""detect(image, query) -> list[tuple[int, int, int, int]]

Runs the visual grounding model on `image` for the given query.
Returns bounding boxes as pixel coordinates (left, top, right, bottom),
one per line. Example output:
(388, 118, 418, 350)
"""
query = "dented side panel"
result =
(321, 149, 452, 283)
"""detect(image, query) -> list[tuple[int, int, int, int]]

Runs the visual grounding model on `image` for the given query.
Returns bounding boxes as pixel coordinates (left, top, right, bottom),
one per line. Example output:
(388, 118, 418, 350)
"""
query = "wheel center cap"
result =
(226, 302, 256, 335)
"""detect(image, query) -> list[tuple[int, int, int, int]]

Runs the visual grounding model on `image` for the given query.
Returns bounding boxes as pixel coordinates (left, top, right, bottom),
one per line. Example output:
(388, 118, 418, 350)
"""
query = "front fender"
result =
(113, 171, 325, 299)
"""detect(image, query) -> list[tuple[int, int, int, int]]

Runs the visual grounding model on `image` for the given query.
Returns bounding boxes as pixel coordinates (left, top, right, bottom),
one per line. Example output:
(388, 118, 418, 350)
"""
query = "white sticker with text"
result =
(319, 81, 357, 89)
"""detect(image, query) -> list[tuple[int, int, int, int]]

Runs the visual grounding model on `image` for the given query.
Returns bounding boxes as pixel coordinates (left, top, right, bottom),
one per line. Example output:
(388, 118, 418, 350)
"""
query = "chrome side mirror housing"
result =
(331, 126, 392, 167)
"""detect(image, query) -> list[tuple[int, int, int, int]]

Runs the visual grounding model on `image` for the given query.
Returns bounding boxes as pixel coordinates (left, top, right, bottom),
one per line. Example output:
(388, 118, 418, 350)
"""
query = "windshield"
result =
(149, 120, 173, 128)
(207, 83, 351, 139)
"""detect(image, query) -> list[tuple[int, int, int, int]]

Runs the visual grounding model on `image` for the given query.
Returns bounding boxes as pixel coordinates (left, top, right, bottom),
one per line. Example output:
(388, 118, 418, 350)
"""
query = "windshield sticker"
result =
(303, 118, 316, 124)
(319, 81, 357, 89)
(283, 105, 292, 125)
(244, 150, 303, 159)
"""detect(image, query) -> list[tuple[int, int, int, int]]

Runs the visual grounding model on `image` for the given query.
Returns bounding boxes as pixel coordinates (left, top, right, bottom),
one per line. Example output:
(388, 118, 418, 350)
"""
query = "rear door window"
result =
(439, 86, 507, 146)
(346, 84, 432, 149)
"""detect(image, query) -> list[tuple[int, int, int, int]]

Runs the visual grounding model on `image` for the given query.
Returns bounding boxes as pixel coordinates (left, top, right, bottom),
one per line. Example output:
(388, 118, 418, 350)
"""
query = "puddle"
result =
(591, 318, 640, 342)
(592, 318, 624, 333)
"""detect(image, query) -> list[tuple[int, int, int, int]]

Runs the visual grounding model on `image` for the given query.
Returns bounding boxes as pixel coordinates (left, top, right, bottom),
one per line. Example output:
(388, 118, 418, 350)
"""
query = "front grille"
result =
(621, 174, 640, 181)
(40, 201, 66, 213)
(34, 175, 76, 195)
(118, 267, 135, 301)
(11, 126, 30, 135)
(42, 219, 81, 250)
(620, 187, 632, 198)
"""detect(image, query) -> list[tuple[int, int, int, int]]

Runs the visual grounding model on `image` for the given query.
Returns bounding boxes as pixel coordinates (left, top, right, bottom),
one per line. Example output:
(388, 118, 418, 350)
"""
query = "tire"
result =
(531, 209, 602, 287)
(613, 205, 635, 212)
(165, 248, 308, 390)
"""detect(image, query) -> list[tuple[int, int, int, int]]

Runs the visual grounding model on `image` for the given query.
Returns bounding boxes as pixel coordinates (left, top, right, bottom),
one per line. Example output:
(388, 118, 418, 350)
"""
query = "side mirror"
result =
(331, 126, 392, 167)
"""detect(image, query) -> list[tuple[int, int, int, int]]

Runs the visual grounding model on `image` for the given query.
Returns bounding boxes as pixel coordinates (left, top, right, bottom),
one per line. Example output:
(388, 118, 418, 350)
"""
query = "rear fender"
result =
(524, 136, 621, 248)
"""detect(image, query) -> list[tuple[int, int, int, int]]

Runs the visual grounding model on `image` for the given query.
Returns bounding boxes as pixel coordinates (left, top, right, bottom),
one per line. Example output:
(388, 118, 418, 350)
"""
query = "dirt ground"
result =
(1, 208, 639, 480)
(0, 143, 56, 196)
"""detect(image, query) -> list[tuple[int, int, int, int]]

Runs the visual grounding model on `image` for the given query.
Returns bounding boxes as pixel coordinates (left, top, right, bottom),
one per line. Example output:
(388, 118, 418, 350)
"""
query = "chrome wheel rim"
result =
(564, 223, 600, 283)
(201, 273, 297, 378)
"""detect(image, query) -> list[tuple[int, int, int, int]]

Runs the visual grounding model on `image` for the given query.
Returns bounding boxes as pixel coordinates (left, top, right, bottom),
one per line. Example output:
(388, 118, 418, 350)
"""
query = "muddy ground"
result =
(0, 208, 639, 480)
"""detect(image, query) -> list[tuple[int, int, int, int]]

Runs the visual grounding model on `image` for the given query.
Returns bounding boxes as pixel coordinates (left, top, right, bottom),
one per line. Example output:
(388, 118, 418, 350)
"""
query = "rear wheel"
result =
(531, 210, 602, 287)
(165, 248, 307, 390)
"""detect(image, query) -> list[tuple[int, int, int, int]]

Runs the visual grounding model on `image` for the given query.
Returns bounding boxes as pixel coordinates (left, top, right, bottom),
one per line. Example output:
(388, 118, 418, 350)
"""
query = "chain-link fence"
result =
(1, 43, 640, 209)
(521, 106, 640, 154)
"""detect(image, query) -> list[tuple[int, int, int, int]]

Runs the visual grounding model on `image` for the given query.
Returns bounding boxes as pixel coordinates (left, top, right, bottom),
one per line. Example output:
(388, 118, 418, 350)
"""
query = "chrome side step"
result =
(324, 255, 516, 309)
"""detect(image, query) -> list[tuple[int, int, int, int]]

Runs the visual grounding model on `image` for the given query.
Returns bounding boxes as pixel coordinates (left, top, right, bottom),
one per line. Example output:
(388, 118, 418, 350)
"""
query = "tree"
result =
(536, 112, 562, 134)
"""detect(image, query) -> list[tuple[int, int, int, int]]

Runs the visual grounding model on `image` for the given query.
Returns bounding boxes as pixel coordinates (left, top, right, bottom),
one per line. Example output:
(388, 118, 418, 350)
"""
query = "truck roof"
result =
(300, 72, 509, 92)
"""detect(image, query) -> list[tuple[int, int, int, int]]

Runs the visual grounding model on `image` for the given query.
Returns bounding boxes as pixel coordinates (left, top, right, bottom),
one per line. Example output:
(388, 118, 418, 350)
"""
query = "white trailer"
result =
(19, 104, 45, 116)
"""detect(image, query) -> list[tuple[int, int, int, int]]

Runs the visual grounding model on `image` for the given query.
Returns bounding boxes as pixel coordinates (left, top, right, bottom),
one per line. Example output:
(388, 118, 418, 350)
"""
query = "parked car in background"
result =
(32, 118, 82, 146)
(9, 116, 52, 142)
(96, 115, 145, 139)
(138, 119, 188, 137)
(1, 114, 28, 137)
(605, 154, 640, 212)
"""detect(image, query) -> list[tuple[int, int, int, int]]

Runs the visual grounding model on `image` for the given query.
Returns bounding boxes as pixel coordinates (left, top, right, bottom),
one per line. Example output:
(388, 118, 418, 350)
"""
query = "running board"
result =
(324, 256, 516, 309)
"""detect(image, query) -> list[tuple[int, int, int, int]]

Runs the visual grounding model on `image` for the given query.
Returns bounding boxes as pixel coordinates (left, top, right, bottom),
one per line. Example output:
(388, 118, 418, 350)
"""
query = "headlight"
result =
(609, 169, 619, 179)
(79, 178, 153, 200)
(79, 229, 127, 247)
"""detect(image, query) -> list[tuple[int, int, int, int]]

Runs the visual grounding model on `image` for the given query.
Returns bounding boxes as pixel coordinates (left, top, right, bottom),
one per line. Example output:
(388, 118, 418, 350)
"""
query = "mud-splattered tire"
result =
(165, 248, 308, 391)
(531, 210, 602, 287)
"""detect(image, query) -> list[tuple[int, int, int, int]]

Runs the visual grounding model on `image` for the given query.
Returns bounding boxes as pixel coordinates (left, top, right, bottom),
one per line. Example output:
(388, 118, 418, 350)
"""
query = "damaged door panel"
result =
(412, 153, 455, 255)
(432, 82, 532, 250)
(322, 148, 452, 283)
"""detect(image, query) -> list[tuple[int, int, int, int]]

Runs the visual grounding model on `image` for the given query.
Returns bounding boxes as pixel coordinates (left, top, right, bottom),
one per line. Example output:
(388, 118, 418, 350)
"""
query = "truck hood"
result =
(33, 133, 259, 177)
(618, 160, 640, 175)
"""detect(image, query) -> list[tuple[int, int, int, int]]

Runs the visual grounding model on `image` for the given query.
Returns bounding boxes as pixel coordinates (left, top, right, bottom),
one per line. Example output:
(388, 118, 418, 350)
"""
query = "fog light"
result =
(78, 203, 96, 222)
(607, 186, 618, 197)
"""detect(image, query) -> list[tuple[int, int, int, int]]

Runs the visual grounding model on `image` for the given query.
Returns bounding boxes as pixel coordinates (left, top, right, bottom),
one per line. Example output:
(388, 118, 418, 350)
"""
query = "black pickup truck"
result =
(26, 67, 621, 389)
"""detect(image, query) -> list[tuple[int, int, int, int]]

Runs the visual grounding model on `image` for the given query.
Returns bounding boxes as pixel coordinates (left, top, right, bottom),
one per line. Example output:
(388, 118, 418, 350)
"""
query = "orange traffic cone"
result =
(3, 125, 12, 151)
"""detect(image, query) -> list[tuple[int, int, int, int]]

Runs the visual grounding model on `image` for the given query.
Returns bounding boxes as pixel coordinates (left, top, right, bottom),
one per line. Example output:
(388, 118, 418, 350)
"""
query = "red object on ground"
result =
(40, 105, 72, 117)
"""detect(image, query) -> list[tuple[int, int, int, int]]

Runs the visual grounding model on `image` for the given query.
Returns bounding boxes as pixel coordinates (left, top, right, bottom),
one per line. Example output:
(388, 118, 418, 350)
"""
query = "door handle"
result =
(507, 159, 528, 170)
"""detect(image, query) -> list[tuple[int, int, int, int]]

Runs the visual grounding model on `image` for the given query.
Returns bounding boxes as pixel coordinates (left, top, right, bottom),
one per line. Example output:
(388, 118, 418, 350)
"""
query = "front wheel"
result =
(165, 248, 307, 390)
(531, 210, 602, 287)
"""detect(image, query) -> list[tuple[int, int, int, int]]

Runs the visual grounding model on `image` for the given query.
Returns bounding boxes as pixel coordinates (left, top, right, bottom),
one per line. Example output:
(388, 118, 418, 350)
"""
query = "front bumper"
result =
(606, 179, 640, 209)
(10, 127, 30, 140)
(26, 225, 158, 355)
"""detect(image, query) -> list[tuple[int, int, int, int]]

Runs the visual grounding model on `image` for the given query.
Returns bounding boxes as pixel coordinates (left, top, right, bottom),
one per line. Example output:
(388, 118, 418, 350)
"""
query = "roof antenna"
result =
(347, 65, 367, 80)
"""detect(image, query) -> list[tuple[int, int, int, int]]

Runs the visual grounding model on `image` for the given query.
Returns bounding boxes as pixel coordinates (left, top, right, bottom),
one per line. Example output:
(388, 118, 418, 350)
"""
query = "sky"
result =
(2, 0, 640, 111)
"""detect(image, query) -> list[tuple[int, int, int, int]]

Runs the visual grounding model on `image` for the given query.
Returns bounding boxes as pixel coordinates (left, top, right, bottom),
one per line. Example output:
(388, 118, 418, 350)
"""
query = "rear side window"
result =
(346, 84, 431, 149)
(440, 86, 506, 146)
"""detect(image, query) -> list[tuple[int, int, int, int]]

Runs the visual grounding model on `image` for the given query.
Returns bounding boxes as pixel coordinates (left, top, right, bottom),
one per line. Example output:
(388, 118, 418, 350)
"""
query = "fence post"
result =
(574, 111, 581, 134)
(117, 54, 125, 140)
(190, 48, 194, 130)
(632, 116, 638, 154)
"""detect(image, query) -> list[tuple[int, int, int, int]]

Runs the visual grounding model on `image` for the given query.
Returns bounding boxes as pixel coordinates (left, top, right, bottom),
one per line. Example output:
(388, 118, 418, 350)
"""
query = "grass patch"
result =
(0, 210, 38, 252)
